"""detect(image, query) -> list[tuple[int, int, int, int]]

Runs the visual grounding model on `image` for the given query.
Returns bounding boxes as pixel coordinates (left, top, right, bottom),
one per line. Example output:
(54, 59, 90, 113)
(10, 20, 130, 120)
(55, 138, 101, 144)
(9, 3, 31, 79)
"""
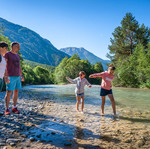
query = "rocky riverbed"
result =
(0, 89, 150, 149)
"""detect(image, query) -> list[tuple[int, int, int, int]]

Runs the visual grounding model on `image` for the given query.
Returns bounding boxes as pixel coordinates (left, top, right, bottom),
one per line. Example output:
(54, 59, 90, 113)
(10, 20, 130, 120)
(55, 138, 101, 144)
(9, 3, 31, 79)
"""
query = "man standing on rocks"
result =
(4, 42, 24, 115)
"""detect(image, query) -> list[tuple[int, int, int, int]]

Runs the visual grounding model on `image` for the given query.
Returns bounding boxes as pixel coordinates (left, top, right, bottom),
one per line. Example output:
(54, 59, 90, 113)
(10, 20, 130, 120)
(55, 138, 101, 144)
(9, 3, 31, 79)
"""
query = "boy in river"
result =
(66, 71, 91, 113)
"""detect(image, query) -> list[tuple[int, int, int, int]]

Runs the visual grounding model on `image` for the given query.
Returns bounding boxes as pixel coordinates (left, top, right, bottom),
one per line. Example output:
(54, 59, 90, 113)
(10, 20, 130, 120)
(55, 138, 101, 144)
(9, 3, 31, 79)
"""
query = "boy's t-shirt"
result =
(92, 71, 114, 90)
(4, 51, 20, 77)
(67, 77, 91, 94)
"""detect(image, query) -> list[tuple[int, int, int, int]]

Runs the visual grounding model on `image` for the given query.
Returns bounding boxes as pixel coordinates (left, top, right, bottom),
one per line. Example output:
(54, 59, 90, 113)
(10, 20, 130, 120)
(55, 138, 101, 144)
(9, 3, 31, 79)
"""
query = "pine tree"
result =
(107, 13, 150, 63)
(107, 12, 150, 88)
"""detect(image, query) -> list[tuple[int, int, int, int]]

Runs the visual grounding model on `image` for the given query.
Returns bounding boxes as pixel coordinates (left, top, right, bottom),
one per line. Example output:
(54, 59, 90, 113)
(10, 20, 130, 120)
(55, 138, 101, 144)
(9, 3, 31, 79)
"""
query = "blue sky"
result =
(0, 0, 150, 60)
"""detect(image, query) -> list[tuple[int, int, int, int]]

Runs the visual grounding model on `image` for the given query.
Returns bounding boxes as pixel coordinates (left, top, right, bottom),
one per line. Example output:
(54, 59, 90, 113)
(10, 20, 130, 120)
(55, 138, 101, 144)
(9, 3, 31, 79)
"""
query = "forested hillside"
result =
(0, 17, 70, 66)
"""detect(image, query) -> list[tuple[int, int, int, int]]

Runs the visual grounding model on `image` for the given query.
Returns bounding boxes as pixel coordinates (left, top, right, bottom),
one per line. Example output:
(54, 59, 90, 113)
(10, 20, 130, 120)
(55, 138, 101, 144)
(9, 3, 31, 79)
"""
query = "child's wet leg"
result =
(81, 95, 84, 113)
(76, 96, 80, 112)
(108, 94, 116, 115)
(101, 96, 105, 116)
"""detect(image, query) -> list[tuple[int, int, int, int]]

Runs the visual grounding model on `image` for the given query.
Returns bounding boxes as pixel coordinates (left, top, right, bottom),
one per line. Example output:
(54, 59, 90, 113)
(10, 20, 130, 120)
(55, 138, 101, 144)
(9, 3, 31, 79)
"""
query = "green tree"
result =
(92, 62, 104, 84)
(33, 66, 51, 84)
(54, 57, 68, 84)
(0, 34, 11, 49)
(107, 12, 150, 88)
(22, 65, 38, 84)
(107, 13, 139, 62)
(132, 44, 150, 88)
(54, 54, 104, 85)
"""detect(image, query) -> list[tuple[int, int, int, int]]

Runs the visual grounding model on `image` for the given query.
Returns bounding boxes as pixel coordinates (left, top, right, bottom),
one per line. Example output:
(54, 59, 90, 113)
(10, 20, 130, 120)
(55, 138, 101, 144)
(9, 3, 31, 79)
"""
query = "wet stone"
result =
(137, 140, 145, 147)
(64, 142, 72, 146)
(10, 143, 16, 146)
(6, 139, 21, 144)
(124, 138, 132, 143)
(30, 137, 36, 142)
(51, 132, 56, 135)
(0, 143, 6, 146)
(26, 144, 31, 147)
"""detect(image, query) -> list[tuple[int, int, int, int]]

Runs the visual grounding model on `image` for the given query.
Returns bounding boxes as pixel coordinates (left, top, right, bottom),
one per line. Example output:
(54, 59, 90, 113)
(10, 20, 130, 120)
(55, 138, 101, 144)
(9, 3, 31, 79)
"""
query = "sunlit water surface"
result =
(23, 84, 150, 112)
(22, 84, 150, 147)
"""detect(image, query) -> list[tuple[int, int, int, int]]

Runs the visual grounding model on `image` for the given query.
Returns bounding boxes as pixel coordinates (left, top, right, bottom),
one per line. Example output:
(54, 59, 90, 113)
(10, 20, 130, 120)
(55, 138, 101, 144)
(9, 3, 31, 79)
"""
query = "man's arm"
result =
(20, 66, 24, 82)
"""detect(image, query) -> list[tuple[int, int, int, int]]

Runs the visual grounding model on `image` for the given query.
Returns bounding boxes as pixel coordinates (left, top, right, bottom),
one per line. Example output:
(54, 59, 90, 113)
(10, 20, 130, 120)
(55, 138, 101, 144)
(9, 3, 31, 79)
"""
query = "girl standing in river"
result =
(66, 71, 91, 113)
(89, 64, 117, 117)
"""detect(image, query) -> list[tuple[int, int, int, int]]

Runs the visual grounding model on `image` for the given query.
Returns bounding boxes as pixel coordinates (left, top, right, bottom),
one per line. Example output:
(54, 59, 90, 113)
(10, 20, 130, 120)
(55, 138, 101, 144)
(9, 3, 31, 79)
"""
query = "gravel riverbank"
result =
(0, 89, 150, 149)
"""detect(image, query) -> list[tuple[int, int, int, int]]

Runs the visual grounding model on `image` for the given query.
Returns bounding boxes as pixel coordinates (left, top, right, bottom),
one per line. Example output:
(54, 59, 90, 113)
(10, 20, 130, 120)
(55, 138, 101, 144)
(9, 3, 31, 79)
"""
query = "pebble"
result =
(6, 139, 21, 144)
(51, 132, 56, 135)
(0, 143, 6, 146)
(64, 142, 72, 146)
(79, 119, 84, 122)
(137, 140, 145, 147)
(30, 137, 36, 142)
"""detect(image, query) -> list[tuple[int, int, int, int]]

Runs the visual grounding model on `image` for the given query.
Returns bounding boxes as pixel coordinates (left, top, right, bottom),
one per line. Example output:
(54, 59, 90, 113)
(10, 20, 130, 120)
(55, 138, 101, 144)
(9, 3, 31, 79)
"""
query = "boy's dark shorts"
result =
(100, 88, 112, 96)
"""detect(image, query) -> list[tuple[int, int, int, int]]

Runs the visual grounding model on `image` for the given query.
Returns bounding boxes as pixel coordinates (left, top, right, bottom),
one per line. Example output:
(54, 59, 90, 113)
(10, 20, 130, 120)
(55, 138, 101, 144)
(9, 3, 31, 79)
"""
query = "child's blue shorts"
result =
(76, 93, 84, 97)
(100, 88, 112, 96)
(6, 76, 22, 91)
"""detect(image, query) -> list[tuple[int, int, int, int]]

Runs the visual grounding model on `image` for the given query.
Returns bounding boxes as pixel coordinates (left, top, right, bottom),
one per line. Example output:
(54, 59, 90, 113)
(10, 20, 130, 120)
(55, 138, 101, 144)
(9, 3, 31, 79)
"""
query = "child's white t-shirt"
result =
(0, 56, 6, 79)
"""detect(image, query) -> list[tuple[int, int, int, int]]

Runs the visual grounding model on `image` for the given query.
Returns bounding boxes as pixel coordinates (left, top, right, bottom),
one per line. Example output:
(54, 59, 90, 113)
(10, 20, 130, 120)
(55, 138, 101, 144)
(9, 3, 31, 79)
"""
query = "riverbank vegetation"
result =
(23, 54, 103, 85)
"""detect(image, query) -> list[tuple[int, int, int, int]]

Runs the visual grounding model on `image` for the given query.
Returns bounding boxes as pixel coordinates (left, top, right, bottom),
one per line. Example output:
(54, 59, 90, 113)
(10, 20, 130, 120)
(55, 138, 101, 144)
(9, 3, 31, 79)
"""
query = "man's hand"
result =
(4, 77, 10, 84)
(21, 76, 24, 82)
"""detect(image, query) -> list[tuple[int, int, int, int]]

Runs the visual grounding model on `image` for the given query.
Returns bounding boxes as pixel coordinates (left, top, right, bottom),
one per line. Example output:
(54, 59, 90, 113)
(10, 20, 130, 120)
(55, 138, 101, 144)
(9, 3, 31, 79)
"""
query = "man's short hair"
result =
(11, 42, 19, 47)
(0, 41, 8, 48)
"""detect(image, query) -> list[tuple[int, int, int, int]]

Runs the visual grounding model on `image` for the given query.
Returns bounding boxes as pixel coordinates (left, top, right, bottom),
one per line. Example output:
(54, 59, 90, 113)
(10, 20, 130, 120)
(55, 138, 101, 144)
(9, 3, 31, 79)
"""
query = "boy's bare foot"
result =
(113, 114, 119, 118)
(101, 113, 104, 116)
(76, 110, 79, 112)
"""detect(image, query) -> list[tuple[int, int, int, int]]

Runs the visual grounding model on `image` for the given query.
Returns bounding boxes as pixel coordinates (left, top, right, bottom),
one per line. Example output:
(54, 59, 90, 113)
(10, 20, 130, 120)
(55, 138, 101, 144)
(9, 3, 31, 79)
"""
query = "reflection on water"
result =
(23, 84, 150, 112)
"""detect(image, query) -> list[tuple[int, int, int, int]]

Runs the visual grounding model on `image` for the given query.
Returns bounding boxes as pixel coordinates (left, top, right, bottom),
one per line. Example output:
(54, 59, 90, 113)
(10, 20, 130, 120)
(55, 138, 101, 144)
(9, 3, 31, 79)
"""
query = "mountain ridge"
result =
(60, 47, 110, 70)
(0, 17, 70, 66)
(0, 17, 110, 69)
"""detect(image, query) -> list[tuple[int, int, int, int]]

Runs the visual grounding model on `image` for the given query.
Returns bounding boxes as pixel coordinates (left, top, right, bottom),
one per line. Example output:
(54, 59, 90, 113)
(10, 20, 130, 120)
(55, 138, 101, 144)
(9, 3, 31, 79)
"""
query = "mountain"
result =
(0, 17, 70, 66)
(60, 47, 110, 70)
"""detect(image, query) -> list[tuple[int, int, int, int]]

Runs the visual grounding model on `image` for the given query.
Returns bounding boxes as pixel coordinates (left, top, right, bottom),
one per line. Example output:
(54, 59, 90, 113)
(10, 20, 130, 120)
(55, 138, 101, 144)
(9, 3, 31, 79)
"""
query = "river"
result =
(22, 84, 150, 148)
(23, 84, 150, 113)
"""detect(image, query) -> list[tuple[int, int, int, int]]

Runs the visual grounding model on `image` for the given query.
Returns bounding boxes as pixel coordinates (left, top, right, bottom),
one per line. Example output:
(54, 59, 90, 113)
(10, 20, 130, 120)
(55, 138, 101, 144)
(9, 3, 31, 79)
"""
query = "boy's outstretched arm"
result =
(66, 77, 76, 84)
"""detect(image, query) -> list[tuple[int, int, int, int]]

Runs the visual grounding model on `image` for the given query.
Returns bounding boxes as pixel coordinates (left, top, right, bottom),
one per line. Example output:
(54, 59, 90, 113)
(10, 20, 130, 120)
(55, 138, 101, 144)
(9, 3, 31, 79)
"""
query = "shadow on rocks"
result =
(0, 107, 104, 148)
(119, 116, 150, 123)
